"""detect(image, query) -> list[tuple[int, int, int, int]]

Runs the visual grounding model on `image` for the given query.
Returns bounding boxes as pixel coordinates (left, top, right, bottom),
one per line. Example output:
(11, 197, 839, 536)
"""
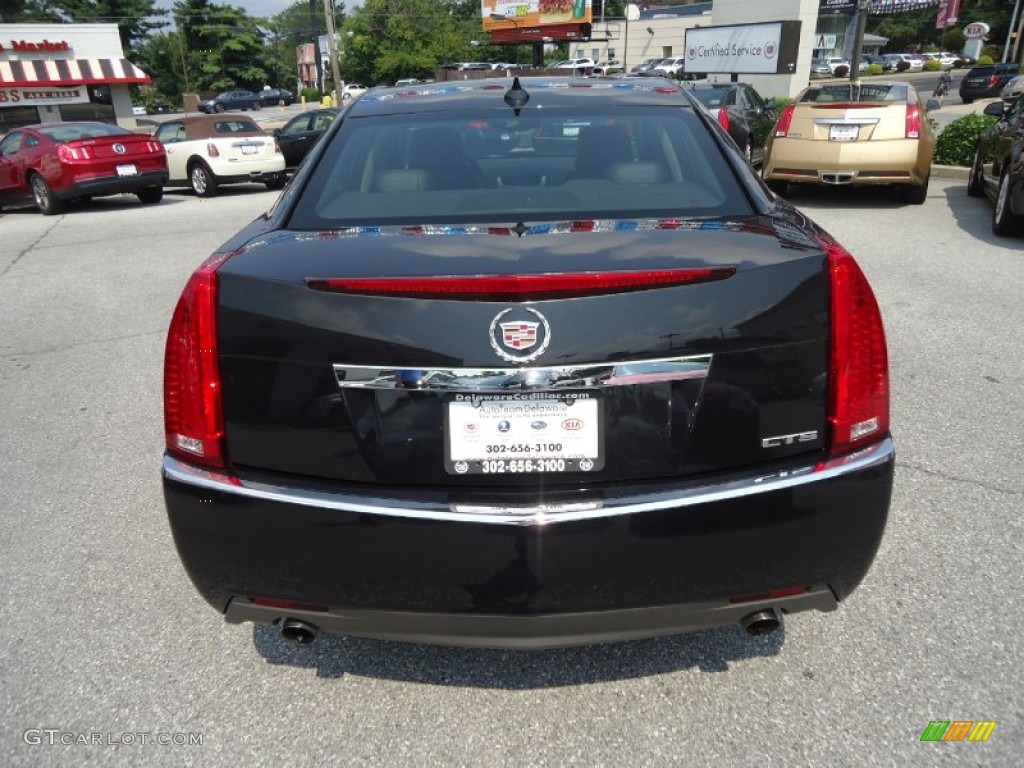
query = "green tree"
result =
(342, 0, 475, 84)
(46, 1, 168, 51)
(0, 0, 60, 21)
(869, 0, 1016, 54)
(266, 0, 346, 90)
(135, 28, 187, 102)
(271, 0, 345, 52)
(173, 0, 271, 92)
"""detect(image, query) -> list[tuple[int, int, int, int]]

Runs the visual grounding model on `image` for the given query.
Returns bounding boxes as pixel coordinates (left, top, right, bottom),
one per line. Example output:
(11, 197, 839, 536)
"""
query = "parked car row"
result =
(198, 88, 295, 113)
(0, 110, 292, 212)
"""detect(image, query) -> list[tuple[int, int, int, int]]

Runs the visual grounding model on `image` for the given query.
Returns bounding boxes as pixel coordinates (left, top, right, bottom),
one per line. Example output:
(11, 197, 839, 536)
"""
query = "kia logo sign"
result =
(562, 419, 584, 431)
(964, 22, 990, 38)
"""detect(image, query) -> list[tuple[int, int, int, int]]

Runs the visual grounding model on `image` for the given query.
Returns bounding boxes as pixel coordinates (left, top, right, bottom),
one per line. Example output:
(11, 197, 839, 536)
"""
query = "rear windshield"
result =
(212, 119, 260, 134)
(690, 89, 729, 108)
(801, 83, 909, 103)
(38, 123, 129, 141)
(288, 106, 750, 228)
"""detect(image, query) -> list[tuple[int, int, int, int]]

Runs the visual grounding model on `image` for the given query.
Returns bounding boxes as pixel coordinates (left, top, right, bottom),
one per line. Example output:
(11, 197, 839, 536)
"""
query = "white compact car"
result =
(152, 114, 286, 196)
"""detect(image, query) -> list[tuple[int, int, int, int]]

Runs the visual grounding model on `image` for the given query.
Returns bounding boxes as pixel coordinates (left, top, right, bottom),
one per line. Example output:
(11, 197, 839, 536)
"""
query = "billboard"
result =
(684, 21, 801, 76)
(481, 1, 592, 33)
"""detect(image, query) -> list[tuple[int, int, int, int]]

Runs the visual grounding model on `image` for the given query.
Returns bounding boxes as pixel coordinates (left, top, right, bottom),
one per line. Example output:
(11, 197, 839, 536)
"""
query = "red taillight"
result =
(988, 74, 1000, 87)
(774, 103, 796, 138)
(817, 236, 889, 457)
(905, 103, 921, 139)
(163, 251, 235, 468)
(58, 144, 92, 161)
(716, 108, 731, 132)
(206, 142, 220, 157)
(305, 268, 736, 301)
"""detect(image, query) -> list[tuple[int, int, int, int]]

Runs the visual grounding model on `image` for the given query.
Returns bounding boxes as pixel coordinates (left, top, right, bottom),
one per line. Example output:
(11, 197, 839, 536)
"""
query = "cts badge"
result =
(489, 307, 551, 363)
(761, 430, 819, 448)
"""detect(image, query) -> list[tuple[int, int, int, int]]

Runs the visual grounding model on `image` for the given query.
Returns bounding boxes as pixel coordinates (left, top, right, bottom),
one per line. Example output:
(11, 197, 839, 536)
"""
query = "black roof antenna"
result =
(504, 77, 529, 115)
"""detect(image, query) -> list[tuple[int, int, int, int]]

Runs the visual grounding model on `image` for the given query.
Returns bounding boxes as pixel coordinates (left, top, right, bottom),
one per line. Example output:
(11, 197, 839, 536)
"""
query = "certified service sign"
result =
(685, 22, 794, 75)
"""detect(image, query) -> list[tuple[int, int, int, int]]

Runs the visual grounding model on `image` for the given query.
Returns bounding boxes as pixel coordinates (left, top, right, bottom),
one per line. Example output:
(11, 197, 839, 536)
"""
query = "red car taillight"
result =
(774, 103, 796, 137)
(817, 236, 890, 458)
(58, 144, 92, 161)
(163, 251, 235, 468)
(206, 142, 220, 157)
(905, 103, 921, 139)
(716, 108, 731, 133)
(988, 74, 1000, 87)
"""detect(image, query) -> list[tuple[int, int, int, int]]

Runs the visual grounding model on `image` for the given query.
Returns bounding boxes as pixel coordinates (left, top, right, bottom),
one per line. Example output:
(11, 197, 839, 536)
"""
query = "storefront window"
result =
(59, 85, 115, 124)
(0, 106, 41, 135)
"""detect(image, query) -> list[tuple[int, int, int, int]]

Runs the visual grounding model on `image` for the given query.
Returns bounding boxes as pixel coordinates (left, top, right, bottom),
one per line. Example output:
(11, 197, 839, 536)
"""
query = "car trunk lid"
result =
(205, 216, 834, 488)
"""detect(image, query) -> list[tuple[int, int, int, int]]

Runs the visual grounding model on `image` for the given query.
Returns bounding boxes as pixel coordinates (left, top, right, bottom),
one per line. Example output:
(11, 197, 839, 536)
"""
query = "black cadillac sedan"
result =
(163, 77, 894, 649)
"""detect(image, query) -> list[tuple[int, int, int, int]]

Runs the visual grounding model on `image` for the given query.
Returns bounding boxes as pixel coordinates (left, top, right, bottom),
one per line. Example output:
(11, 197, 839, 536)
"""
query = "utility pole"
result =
(1015, 0, 1024, 64)
(849, 0, 870, 84)
(1003, 0, 1022, 63)
(322, 0, 343, 105)
(309, 0, 322, 96)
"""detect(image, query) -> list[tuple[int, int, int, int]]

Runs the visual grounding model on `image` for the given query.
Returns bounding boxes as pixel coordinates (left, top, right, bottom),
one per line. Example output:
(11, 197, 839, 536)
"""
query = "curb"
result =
(931, 164, 969, 180)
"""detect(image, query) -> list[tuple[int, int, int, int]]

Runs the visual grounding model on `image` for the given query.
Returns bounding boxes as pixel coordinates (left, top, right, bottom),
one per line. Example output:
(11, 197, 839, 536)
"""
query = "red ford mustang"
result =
(0, 121, 168, 214)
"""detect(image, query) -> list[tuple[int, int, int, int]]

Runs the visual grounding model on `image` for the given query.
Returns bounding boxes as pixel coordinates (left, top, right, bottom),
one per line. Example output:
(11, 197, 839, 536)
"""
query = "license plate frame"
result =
(444, 391, 604, 475)
(829, 124, 859, 142)
(115, 163, 138, 176)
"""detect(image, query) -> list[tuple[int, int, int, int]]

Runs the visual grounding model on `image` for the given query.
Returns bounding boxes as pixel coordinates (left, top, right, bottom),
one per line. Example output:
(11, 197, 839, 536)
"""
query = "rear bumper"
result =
(163, 437, 893, 648)
(62, 170, 167, 199)
(763, 138, 928, 185)
(209, 158, 285, 183)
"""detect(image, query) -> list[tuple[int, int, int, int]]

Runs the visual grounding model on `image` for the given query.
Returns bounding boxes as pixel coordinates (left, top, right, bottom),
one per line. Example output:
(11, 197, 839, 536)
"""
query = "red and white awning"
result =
(0, 58, 150, 87)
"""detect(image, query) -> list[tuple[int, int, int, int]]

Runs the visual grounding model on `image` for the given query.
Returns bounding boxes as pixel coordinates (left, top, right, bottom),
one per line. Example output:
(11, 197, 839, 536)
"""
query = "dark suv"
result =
(959, 63, 1021, 104)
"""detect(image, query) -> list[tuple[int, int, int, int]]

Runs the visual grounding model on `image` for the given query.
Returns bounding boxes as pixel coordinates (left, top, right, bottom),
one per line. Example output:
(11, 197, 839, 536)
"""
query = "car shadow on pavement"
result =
(0, 196, 185, 215)
(165, 185, 281, 199)
(940, 185, 1013, 246)
(777, 184, 916, 210)
(251, 623, 784, 686)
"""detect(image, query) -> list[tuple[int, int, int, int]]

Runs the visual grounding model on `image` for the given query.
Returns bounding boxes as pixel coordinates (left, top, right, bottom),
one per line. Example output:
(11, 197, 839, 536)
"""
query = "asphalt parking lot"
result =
(1, 175, 1021, 765)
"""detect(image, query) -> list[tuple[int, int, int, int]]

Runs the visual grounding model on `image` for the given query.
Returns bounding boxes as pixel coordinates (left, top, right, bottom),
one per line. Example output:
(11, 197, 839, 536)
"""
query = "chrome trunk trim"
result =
(163, 437, 894, 526)
(333, 354, 712, 391)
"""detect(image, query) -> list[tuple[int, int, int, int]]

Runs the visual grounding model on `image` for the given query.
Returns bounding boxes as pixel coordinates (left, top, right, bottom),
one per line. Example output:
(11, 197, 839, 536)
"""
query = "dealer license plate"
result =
(829, 124, 859, 141)
(445, 392, 603, 475)
(116, 164, 138, 176)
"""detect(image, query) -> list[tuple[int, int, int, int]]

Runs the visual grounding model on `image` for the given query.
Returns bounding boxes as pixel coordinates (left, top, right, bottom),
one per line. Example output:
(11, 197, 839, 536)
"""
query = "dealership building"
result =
(536, 0, 940, 97)
(0, 23, 150, 134)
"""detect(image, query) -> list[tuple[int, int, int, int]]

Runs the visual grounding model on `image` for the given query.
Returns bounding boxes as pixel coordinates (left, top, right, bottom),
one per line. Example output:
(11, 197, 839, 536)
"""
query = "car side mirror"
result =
(983, 101, 1006, 117)
(925, 98, 941, 111)
(764, 98, 778, 113)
